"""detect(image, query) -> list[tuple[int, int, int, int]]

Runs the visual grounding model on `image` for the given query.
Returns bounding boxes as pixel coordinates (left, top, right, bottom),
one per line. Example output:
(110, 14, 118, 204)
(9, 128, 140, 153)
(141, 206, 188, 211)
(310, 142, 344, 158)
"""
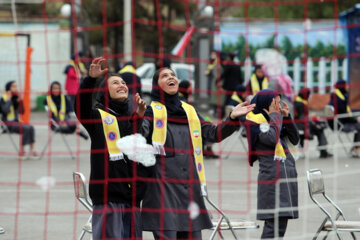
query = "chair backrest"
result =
(307, 169, 325, 196)
(308, 93, 331, 111)
(73, 172, 93, 212)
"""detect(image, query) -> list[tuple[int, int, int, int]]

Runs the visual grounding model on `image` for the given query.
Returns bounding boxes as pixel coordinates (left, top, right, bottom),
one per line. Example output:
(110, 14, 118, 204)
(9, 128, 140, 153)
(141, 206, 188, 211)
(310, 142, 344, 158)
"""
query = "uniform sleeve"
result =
(281, 115, 300, 145)
(201, 114, 240, 143)
(0, 98, 12, 115)
(257, 112, 283, 147)
(74, 76, 98, 134)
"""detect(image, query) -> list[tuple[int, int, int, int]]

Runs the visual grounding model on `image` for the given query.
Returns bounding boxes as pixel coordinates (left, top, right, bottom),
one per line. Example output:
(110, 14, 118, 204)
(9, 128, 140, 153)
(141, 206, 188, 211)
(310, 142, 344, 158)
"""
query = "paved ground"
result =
(0, 111, 360, 240)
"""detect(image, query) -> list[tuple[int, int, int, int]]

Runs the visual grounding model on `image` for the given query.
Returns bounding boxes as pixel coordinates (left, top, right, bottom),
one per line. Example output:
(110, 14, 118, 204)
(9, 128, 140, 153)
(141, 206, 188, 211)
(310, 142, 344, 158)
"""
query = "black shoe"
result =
(320, 151, 333, 158)
(204, 153, 219, 159)
(78, 130, 89, 140)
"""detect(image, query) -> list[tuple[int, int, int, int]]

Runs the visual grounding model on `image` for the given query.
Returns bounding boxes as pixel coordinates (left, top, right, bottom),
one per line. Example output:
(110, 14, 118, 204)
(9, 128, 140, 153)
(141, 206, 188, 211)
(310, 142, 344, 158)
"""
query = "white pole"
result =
(293, 58, 301, 92)
(124, 0, 132, 62)
(306, 58, 313, 90)
(318, 57, 326, 94)
(342, 58, 348, 81)
(11, 0, 17, 28)
(244, 56, 252, 85)
(331, 58, 338, 92)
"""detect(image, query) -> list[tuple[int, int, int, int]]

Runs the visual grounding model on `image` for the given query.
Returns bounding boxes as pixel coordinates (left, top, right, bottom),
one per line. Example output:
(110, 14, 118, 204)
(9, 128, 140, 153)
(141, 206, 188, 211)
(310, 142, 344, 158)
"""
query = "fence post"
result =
(244, 56, 252, 85)
(331, 58, 338, 92)
(306, 57, 313, 90)
(342, 58, 348, 81)
(293, 57, 301, 93)
(318, 57, 326, 94)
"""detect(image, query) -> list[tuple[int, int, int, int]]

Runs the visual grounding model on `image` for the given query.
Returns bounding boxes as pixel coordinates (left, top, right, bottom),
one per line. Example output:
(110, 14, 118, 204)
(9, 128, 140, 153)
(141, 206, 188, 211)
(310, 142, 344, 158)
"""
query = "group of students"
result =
(226, 63, 360, 159)
(0, 80, 88, 158)
(2, 55, 358, 239)
(73, 56, 305, 240)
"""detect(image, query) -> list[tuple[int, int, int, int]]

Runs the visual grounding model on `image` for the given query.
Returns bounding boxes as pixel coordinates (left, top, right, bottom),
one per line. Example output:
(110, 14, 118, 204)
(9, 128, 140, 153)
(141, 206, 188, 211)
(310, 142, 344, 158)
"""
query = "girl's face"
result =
(255, 68, 264, 78)
(10, 82, 18, 93)
(158, 69, 179, 95)
(51, 84, 61, 96)
(272, 95, 281, 109)
(108, 76, 128, 101)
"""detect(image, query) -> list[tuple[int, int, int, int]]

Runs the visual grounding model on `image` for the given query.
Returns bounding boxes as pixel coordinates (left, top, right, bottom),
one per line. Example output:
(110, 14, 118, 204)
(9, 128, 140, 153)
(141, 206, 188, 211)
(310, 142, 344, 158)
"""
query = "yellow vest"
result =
(2, 94, 15, 121)
(119, 65, 137, 74)
(150, 101, 207, 195)
(231, 92, 243, 104)
(246, 111, 286, 161)
(250, 74, 269, 95)
(46, 95, 66, 121)
(69, 60, 80, 75)
(98, 109, 124, 161)
(295, 96, 308, 105)
(335, 89, 352, 117)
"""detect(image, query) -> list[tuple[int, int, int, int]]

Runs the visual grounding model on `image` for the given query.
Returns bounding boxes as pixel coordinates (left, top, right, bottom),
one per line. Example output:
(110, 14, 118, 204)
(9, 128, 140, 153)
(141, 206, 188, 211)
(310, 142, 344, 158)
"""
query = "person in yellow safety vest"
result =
(205, 50, 218, 95)
(228, 84, 248, 107)
(247, 64, 269, 96)
(329, 79, 360, 157)
(293, 88, 332, 158)
(118, 61, 142, 96)
(43, 81, 88, 140)
(0, 81, 37, 158)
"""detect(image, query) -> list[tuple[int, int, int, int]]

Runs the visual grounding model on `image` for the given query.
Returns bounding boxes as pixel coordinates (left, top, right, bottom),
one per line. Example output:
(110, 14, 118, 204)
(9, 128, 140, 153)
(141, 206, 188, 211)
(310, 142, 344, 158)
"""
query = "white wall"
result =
(0, 22, 70, 108)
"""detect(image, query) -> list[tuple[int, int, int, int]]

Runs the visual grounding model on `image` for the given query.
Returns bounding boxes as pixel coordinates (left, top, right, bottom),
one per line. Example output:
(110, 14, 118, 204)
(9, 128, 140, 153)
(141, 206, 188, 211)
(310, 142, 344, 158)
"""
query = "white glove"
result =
(116, 134, 156, 167)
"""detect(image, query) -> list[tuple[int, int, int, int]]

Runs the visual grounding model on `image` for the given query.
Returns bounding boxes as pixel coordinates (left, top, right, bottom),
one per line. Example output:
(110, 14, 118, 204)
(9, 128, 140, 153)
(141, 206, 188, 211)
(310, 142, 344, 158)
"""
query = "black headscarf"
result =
(145, 68, 187, 121)
(94, 74, 133, 116)
(49, 81, 62, 109)
(4, 81, 19, 109)
(5, 81, 15, 91)
(331, 79, 349, 115)
(254, 64, 265, 81)
(298, 88, 311, 101)
(334, 79, 348, 96)
(48, 81, 73, 113)
(247, 89, 279, 166)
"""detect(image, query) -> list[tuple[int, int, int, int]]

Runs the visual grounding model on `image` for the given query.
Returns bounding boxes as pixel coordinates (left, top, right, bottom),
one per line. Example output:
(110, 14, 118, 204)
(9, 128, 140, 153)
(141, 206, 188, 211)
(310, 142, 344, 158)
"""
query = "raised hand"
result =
(89, 57, 108, 78)
(135, 93, 147, 117)
(230, 101, 256, 119)
(263, 98, 280, 116)
(280, 100, 290, 117)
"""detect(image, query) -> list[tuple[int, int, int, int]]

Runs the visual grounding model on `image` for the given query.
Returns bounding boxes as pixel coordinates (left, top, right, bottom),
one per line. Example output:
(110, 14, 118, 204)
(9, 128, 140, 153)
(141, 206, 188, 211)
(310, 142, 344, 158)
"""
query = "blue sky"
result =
(216, 20, 344, 49)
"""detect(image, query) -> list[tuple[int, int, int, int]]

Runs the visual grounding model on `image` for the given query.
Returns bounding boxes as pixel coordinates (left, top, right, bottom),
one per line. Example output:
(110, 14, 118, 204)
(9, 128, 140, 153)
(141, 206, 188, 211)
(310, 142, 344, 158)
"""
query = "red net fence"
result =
(0, 0, 360, 239)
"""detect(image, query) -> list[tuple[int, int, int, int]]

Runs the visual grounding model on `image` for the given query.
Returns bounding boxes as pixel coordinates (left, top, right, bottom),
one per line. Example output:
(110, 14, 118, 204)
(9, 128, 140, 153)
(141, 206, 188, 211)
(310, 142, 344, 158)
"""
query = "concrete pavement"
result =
(0, 111, 359, 240)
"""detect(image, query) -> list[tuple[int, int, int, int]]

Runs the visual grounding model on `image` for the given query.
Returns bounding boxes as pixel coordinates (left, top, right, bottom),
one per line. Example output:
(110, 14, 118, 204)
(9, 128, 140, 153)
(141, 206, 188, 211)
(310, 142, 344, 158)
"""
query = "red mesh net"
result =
(1, 0, 360, 240)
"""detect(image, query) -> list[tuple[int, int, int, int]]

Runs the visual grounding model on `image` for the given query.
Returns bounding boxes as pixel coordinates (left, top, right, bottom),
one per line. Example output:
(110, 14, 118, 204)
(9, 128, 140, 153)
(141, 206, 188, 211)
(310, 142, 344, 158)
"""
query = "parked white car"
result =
(136, 62, 195, 103)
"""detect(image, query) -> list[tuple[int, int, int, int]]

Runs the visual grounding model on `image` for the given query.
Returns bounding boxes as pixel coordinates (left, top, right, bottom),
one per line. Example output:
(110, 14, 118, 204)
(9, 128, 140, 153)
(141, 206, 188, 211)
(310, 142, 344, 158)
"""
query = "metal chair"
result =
(222, 126, 248, 160)
(201, 184, 259, 240)
(0, 120, 19, 152)
(39, 117, 76, 160)
(333, 111, 360, 157)
(306, 169, 360, 239)
(73, 172, 93, 240)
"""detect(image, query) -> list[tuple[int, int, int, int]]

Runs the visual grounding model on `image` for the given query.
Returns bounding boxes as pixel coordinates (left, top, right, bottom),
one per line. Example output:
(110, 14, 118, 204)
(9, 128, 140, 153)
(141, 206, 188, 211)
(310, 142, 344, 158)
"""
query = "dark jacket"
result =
(221, 62, 242, 91)
(75, 76, 148, 206)
(248, 112, 299, 220)
(293, 100, 307, 132)
(141, 106, 242, 231)
(0, 95, 23, 122)
(329, 91, 357, 128)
